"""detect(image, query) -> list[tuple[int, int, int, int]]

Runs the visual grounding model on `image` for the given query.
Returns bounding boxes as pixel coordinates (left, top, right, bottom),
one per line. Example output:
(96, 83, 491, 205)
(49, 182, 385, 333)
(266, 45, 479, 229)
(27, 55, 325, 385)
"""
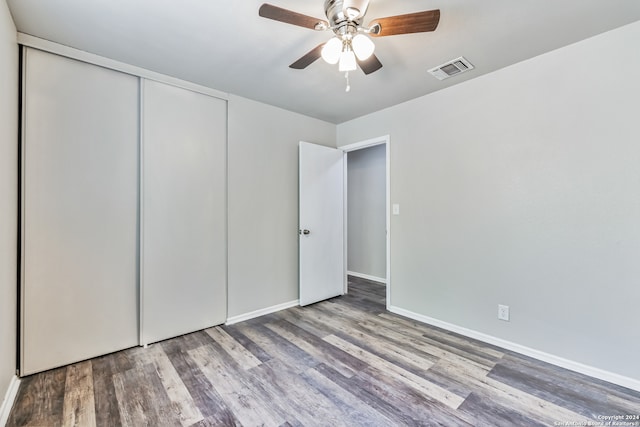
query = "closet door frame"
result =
(17, 37, 230, 374)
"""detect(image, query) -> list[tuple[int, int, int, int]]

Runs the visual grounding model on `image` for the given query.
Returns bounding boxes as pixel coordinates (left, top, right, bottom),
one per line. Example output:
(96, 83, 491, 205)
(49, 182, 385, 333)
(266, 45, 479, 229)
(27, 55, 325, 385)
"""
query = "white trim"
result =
(341, 135, 391, 309)
(343, 152, 349, 295)
(225, 300, 299, 325)
(0, 376, 20, 426)
(340, 135, 390, 152)
(385, 140, 390, 310)
(138, 79, 146, 347)
(17, 33, 228, 101)
(347, 271, 386, 284)
(388, 305, 640, 393)
(19, 49, 28, 371)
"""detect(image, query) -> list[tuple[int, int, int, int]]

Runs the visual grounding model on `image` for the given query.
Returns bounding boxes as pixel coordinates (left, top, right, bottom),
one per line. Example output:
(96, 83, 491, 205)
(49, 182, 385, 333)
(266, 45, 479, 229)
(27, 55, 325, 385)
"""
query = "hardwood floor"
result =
(7, 276, 640, 426)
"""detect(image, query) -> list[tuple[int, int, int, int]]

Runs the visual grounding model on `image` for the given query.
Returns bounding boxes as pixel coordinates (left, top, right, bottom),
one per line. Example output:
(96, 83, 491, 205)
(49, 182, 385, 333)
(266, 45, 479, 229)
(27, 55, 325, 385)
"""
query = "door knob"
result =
(299, 229, 310, 235)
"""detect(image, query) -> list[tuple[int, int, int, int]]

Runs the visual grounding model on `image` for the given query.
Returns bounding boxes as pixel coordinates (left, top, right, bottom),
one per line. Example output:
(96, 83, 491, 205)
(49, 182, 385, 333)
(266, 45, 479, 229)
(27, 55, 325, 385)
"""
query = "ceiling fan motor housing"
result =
(324, 0, 368, 26)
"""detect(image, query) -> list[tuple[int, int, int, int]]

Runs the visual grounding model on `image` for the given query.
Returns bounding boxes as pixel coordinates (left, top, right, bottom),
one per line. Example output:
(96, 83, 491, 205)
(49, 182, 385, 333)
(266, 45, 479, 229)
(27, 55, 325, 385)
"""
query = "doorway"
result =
(341, 136, 390, 308)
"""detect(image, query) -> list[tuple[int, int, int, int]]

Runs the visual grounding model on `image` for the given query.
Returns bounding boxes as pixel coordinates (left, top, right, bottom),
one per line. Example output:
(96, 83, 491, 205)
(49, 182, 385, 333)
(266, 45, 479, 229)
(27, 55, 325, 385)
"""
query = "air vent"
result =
(428, 57, 474, 80)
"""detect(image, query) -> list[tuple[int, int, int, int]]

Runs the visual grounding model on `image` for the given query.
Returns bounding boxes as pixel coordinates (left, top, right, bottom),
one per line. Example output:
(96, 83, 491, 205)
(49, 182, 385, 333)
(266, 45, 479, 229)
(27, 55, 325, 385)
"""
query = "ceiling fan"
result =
(259, 0, 440, 89)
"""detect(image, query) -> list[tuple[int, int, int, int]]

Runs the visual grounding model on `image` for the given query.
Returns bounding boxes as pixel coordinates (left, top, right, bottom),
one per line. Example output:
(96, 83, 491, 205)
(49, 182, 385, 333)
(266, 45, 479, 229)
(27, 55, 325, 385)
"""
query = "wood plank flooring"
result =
(7, 276, 640, 426)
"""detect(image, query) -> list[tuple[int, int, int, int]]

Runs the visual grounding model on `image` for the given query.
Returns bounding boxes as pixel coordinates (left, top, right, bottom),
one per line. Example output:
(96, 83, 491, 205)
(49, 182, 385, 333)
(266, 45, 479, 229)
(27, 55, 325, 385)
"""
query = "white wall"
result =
(227, 95, 336, 318)
(347, 144, 386, 280)
(0, 0, 17, 409)
(338, 21, 640, 382)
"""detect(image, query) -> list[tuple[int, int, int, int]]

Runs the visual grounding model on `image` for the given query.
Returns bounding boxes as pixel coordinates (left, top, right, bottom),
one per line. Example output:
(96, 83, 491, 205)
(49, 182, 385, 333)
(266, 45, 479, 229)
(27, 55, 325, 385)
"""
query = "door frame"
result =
(340, 135, 391, 310)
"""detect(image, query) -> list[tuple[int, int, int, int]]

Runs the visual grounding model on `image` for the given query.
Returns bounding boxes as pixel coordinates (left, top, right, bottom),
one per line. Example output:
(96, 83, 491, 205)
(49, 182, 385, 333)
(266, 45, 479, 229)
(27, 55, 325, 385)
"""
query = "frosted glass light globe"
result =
(352, 34, 375, 60)
(321, 37, 342, 64)
(339, 49, 357, 72)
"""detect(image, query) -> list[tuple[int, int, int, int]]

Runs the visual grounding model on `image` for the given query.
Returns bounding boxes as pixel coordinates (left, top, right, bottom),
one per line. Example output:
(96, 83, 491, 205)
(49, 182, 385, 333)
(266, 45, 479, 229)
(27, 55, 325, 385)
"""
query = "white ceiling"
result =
(7, 0, 640, 123)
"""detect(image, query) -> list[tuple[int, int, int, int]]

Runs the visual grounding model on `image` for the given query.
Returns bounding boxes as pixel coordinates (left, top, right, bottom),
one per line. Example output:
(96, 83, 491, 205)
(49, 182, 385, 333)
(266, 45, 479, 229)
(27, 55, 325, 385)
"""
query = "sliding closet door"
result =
(141, 79, 227, 345)
(21, 48, 139, 375)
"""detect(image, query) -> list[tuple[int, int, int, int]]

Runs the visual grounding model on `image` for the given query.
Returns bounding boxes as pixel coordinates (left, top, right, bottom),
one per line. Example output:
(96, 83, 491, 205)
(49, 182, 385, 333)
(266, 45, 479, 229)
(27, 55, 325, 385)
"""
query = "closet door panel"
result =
(142, 79, 227, 344)
(22, 49, 139, 375)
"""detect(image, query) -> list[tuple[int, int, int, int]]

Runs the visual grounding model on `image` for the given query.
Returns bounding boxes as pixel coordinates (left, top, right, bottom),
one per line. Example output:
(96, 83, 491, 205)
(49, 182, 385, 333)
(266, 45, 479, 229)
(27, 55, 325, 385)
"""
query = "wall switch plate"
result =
(392, 204, 400, 215)
(498, 304, 510, 321)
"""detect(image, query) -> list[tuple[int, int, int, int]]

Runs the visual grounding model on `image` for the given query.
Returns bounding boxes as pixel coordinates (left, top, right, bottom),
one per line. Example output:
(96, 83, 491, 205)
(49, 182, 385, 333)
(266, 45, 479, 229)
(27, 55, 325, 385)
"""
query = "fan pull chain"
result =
(345, 71, 351, 92)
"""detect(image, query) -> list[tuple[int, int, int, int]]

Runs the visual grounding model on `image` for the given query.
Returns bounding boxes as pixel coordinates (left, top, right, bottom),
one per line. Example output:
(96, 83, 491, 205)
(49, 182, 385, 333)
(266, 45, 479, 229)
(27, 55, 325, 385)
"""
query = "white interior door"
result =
(299, 142, 345, 306)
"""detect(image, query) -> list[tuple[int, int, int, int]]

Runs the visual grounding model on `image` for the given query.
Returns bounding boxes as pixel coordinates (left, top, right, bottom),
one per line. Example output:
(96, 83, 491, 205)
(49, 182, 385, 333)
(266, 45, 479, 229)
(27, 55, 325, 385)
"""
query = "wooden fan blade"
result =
(259, 4, 328, 30)
(357, 54, 383, 75)
(289, 43, 325, 69)
(369, 9, 440, 37)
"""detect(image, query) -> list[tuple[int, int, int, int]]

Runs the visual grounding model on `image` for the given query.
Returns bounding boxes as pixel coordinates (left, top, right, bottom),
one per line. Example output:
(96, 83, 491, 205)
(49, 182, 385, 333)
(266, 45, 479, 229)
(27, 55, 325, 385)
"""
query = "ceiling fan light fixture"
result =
(338, 49, 357, 72)
(321, 37, 342, 64)
(352, 33, 374, 60)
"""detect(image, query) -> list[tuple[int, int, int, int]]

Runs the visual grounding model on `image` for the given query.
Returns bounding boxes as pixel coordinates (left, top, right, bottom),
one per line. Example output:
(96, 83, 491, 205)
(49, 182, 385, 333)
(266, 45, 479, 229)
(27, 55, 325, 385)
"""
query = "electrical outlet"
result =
(498, 304, 510, 321)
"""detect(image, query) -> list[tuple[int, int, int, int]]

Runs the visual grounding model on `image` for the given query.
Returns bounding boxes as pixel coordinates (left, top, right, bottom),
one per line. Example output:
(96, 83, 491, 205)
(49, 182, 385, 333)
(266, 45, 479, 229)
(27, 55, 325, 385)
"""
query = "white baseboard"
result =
(347, 271, 386, 284)
(0, 375, 20, 427)
(388, 305, 640, 393)
(225, 300, 299, 325)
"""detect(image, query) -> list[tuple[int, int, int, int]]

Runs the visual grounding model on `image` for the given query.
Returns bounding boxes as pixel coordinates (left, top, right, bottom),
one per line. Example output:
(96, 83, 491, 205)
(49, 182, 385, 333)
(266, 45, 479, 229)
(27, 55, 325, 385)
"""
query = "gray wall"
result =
(347, 144, 386, 280)
(227, 94, 336, 318)
(337, 21, 640, 381)
(0, 0, 17, 406)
